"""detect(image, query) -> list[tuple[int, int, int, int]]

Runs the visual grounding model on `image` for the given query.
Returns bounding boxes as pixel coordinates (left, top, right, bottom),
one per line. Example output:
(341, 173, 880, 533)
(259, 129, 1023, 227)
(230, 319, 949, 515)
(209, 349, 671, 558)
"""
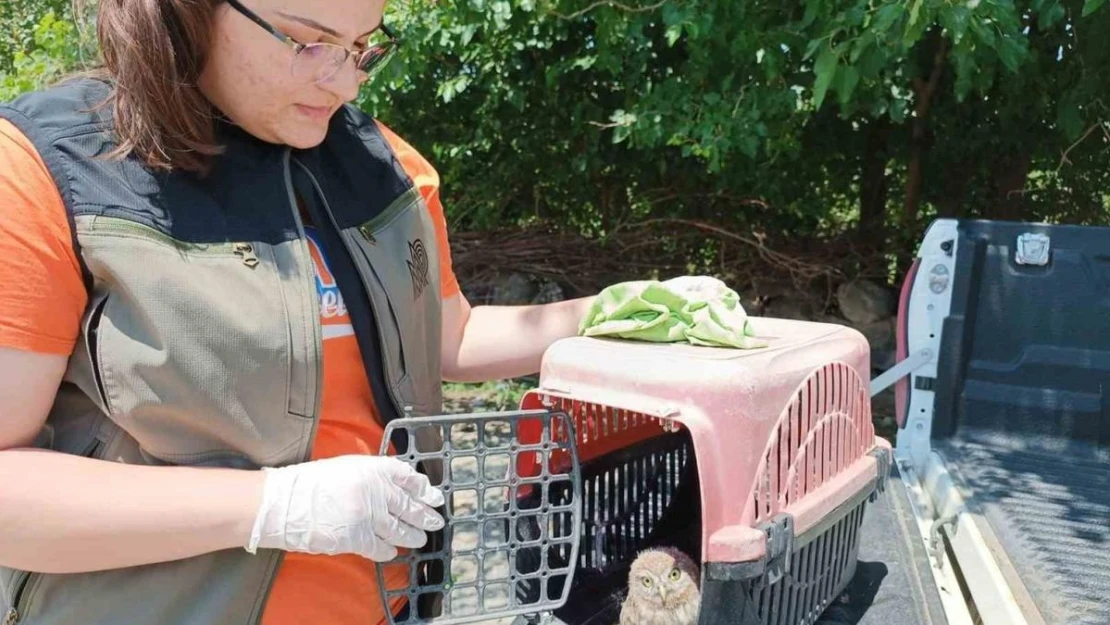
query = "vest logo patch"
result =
(407, 238, 431, 299)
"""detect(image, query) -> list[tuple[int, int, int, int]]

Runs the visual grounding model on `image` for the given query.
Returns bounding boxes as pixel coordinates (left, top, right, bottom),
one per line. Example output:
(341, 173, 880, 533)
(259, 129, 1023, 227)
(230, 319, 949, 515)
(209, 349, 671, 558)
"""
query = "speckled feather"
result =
(618, 547, 701, 625)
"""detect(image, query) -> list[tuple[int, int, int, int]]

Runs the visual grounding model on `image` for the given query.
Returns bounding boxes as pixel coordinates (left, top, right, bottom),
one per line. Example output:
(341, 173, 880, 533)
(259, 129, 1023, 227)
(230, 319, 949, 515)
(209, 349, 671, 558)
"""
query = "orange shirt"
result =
(0, 118, 460, 625)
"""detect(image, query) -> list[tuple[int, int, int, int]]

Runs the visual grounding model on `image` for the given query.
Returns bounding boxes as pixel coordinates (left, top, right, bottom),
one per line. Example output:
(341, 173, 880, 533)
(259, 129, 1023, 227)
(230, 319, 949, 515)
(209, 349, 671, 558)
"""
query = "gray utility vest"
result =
(0, 77, 445, 625)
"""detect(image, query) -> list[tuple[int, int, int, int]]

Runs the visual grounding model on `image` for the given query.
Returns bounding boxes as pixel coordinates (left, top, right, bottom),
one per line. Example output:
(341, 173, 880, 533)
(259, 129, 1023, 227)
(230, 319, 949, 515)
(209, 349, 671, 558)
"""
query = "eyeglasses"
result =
(225, 0, 399, 84)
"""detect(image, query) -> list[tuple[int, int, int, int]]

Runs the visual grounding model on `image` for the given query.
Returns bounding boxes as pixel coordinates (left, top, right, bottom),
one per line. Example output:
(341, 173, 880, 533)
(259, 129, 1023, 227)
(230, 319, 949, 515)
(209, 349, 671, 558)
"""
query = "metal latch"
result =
(1016, 232, 1050, 266)
(760, 514, 794, 585)
(868, 447, 892, 500)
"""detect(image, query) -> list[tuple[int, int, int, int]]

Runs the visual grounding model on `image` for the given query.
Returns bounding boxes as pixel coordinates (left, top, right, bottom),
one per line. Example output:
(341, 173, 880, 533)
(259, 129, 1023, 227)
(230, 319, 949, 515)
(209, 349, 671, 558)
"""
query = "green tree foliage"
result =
(0, 0, 90, 101)
(362, 0, 1109, 272)
(3, 0, 1108, 272)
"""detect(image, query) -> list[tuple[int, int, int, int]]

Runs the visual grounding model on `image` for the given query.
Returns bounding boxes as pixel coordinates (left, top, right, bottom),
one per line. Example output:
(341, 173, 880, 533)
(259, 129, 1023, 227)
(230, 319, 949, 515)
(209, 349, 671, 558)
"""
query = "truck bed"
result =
(936, 429, 1110, 625)
(901, 219, 1110, 625)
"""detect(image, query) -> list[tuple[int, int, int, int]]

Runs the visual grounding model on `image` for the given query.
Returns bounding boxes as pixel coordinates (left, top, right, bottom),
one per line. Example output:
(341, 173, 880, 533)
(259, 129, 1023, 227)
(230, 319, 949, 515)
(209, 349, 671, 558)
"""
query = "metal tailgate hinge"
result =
(869, 348, 933, 398)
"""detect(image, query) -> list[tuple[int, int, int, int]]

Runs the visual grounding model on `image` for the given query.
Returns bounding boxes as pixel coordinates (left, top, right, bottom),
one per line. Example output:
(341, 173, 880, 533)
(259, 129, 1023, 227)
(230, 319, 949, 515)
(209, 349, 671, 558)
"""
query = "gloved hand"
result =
(245, 455, 446, 562)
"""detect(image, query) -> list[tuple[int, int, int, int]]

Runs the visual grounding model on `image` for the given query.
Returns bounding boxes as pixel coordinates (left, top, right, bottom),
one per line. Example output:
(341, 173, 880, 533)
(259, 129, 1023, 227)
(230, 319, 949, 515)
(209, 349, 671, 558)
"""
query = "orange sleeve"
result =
(0, 119, 88, 355)
(375, 121, 461, 299)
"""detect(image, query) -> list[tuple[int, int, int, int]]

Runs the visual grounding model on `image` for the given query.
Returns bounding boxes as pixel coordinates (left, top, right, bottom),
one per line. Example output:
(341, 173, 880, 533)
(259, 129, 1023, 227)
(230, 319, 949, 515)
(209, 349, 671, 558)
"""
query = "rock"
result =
(762, 296, 818, 321)
(490, 273, 537, 305)
(739, 293, 766, 316)
(750, 278, 791, 301)
(823, 314, 896, 370)
(856, 317, 896, 357)
(836, 279, 894, 324)
(531, 279, 565, 304)
(871, 348, 896, 372)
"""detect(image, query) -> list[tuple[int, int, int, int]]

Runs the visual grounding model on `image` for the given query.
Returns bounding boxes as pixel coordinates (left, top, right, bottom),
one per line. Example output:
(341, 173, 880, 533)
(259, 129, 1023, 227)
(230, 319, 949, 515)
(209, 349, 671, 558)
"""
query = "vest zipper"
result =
(233, 242, 259, 268)
(288, 158, 409, 422)
(244, 150, 326, 625)
(282, 151, 324, 452)
(5, 570, 33, 625)
(86, 218, 260, 268)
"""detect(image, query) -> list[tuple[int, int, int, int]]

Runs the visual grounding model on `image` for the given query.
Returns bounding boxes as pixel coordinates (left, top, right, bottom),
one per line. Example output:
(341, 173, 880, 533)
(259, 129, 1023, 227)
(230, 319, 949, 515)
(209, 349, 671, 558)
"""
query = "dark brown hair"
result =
(76, 0, 225, 174)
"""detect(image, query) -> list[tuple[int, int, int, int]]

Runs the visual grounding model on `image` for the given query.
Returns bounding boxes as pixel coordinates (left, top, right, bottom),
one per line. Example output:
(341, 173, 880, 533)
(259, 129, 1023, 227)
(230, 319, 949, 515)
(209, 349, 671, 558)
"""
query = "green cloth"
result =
(578, 277, 768, 349)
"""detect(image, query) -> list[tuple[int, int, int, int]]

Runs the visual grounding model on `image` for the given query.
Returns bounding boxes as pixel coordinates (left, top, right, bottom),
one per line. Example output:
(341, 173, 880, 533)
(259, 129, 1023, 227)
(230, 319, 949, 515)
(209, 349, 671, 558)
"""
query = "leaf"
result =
(872, 4, 903, 34)
(857, 43, 887, 77)
(1083, 0, 1106, 16)
(813, 46, 838, 109)
(665, 24, 683, 47)
(572, 55, 598, 70)
(850, 31, 875, 64)
(952, 51, 977, 101)
(837, 65, 860, 108)
(804, 38, 823, 61)
(908, 0, 924, 29)
(802, 0, 821, 28)
(1039, 2, 1066, 28)
(996, 38, 1025, 73)
(890, 97, 909, 124)
(1057, 95, 1085, 141)
(940, 5, 971, 44)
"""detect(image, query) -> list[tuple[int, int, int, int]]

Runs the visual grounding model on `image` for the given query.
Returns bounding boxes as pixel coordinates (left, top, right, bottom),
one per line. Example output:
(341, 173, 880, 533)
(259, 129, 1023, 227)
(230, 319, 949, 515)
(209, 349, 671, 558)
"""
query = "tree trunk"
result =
(899, 35, 949, 276)
(859, 119, 890, 275)
(989, 151, 1033, 221)
(859, 119, 890, 239)
(934, 157, 974, 218)
(903, 36, 950, 226)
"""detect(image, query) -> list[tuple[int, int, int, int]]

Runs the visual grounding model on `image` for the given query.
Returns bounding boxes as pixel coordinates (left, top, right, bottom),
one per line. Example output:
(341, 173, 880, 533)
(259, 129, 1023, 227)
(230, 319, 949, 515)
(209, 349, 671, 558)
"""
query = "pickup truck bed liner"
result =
(937, 429, 1110, 625)
(904, 219, 1110, 625)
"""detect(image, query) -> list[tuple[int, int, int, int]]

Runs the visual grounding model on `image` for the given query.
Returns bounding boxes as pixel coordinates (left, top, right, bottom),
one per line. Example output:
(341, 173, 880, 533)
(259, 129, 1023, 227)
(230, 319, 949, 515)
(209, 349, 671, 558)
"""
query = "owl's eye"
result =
(669, 568, 681, 581)
(642, 576, 653, 587)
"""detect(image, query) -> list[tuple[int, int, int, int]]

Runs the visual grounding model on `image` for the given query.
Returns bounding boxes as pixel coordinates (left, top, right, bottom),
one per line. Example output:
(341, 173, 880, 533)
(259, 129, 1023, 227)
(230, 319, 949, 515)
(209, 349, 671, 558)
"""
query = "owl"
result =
(618, 547, 701, 625)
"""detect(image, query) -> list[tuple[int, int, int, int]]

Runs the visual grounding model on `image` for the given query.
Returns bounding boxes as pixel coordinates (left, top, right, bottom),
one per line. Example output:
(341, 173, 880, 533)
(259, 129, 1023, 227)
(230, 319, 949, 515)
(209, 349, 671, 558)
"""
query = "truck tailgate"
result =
(899, 219, 1110, 625)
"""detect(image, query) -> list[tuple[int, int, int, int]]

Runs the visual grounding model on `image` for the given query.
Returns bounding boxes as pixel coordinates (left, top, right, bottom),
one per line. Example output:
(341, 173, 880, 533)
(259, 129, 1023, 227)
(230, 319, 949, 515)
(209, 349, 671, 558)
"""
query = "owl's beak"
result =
(658, 588, 668, 603)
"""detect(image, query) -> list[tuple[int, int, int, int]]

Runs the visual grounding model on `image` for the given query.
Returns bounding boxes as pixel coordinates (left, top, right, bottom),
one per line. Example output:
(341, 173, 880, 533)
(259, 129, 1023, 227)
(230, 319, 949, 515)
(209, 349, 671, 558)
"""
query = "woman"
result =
(0, 0, 596, 623)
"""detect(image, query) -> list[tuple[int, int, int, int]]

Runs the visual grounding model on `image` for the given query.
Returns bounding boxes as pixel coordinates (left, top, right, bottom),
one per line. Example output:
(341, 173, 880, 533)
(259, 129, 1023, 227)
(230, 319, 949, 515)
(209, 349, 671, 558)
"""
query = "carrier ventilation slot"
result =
(576, 434, 696, 572)
(748, 362, 874, 525)
(746, 499, 869, 625)
(521, 393, 678, 464)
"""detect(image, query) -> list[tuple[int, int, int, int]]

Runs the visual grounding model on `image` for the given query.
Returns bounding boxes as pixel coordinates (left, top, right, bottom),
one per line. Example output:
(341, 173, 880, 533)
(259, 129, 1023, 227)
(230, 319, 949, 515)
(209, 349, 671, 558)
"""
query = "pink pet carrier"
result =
(375, 316, 891, 625)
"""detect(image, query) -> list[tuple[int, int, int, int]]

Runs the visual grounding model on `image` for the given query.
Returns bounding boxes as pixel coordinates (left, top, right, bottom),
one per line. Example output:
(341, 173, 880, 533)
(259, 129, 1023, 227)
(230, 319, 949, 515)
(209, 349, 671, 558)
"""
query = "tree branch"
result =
(549, 0, 668, 20)
(1056, 121, 1107, 173)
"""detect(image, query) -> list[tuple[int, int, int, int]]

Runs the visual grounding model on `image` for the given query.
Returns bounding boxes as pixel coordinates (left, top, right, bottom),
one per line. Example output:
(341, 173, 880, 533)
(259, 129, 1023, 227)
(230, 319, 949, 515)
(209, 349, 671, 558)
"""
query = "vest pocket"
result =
(84, 294, 112, 413)
(345, 196, 441, 416)
(75, 218, 305, 466)
(347, 230, 409, 389)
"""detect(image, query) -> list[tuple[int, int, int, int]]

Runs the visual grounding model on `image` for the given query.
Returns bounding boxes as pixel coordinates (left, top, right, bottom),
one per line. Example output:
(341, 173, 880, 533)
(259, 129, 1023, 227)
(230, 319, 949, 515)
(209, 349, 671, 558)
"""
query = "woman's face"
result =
(199, 0, 387, 148)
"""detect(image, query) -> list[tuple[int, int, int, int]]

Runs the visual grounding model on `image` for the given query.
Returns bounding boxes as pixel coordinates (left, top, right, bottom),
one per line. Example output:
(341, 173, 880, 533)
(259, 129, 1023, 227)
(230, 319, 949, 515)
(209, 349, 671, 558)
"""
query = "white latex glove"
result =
(245, 455, 446, 562)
